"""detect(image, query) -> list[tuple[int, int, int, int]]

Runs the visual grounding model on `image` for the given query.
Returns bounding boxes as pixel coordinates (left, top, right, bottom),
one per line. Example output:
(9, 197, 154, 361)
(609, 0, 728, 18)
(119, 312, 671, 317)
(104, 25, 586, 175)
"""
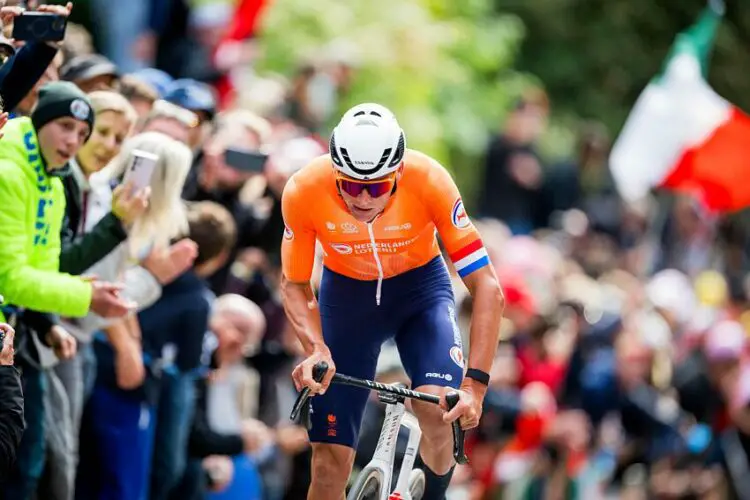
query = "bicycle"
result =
(290, 361, 469, 500)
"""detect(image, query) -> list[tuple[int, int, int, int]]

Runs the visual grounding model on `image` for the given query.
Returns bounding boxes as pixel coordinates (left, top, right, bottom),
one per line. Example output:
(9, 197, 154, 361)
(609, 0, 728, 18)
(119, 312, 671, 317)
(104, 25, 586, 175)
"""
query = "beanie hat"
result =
(31, 81, 95, 139)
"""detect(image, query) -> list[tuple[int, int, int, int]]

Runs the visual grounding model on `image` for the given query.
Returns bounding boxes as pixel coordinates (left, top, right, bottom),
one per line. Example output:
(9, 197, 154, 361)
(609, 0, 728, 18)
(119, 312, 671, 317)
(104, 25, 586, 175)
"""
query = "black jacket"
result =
(58, 174, 127, 275)
(0, 366, 24, 483)
(187, 367, 244, 459)
(0, 42, 58, 113)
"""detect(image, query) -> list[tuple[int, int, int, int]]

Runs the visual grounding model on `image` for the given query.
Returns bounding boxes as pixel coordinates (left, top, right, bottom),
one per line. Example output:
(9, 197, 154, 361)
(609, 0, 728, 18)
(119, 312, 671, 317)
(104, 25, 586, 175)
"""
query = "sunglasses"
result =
(336, 174, 396, 198)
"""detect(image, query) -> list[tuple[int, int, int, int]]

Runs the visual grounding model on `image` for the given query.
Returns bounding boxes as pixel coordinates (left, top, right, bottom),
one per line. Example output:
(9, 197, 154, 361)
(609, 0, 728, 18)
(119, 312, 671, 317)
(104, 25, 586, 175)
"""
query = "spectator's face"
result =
(202, 127, 263, 190)
(76, 75, 118, 93)
(76, 111, 130, 176)
(211, 311, 263, 365)
(506, 104, 548, 144)
(37, 117, 90, 169)
(142, 117, 190, 144)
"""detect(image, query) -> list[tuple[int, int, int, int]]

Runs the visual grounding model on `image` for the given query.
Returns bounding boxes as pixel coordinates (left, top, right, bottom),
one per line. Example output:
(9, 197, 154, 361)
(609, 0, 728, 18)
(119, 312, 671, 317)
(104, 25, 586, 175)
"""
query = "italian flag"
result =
(609, 2, 750, 212)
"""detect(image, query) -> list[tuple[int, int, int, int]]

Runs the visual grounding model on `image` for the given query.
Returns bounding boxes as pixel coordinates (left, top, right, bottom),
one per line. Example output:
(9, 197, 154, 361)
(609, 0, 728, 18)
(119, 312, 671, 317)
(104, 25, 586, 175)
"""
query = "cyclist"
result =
(281, 103, 504, 499)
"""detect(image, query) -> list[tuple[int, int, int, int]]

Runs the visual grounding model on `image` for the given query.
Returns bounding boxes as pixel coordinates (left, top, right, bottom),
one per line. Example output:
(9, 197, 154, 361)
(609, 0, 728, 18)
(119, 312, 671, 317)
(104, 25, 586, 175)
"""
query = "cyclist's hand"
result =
(292, 347, 335, 395)
(442, 388, 482, 430)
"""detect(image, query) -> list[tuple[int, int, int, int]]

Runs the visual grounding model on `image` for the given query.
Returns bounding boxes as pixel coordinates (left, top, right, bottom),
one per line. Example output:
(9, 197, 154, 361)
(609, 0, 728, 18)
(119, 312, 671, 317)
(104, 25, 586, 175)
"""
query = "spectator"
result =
(184, 109, 272, 292)
(34, 90, 148, 500)
(59, 53, 120, 93)
(140, 99, 198, 144)
(181, 293, 272, 500)
(11, 51, 64, 118)
(0, 323, 23, 484)
(58, 90, 142, 276)
(163, 78, 217, 151)
(0, 2, 71, 115)
(0, 81, 132, 499)
(129, 67, 174, 99)
(60, 22, 95, 61)
(478, 88, 549, 235)
(142, 200, 238, 500)
(119, 74, 159, 126)
(76, 130, 195, 500)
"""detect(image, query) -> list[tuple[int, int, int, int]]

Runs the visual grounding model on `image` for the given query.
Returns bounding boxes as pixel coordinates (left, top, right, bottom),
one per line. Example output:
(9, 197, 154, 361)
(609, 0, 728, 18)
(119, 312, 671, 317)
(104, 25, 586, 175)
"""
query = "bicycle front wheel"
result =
(347, 466, 385, 500)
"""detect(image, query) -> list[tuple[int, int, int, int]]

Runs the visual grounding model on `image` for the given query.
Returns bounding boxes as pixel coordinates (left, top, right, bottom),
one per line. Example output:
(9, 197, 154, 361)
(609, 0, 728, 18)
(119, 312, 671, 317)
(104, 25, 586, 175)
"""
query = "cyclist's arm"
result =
(460, 267, 504, 392)
(426, 162, 504, 395)
(279, 177, 324, 355)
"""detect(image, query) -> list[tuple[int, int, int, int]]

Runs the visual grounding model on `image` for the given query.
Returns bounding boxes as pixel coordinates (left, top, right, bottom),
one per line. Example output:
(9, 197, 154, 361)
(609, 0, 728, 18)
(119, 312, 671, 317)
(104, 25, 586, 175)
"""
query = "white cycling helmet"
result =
(329, 103, 406, 180)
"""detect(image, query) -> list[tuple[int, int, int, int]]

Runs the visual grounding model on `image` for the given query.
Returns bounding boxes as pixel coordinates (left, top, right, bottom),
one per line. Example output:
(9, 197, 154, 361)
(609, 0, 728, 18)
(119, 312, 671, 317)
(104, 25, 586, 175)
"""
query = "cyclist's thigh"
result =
(395, 299, 464, 390)
(312, 272, 391, 449)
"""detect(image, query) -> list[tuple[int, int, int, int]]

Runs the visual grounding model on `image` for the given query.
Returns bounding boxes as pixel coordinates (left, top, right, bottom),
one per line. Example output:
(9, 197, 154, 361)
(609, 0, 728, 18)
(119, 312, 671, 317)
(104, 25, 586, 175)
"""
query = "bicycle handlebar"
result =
(290, 361, 469, 464)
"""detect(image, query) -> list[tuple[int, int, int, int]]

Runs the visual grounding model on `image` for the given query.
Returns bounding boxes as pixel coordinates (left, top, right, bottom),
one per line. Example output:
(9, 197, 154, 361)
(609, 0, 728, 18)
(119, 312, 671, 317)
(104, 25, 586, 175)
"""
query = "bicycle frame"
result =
(365, 399, 422, 500)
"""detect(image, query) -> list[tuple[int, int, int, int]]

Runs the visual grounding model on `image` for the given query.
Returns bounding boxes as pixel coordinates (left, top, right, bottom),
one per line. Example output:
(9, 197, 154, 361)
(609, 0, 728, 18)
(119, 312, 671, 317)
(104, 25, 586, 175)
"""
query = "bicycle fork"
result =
(390, 411, 421, 499)
(367, 401, 423, 500)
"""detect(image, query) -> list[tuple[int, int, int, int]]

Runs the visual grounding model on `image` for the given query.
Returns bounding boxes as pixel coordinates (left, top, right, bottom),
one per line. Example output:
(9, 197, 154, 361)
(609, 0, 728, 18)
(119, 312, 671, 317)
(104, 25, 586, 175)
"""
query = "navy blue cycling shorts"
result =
(308, 256, 465, 448)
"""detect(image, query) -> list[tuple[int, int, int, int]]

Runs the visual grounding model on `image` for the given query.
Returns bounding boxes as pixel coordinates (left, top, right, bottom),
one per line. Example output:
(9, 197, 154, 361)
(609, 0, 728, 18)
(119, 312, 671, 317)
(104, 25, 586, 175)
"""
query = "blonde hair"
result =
(214, 109, 271, 146)
(99, 131, 193, 253)
(144, 99, 198, 129)
(88, 90, 138, 133)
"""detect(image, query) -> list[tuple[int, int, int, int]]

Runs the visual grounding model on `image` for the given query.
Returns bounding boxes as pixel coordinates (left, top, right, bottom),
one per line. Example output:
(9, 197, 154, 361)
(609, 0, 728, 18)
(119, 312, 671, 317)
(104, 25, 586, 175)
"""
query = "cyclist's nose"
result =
(356, 190, 373, 203)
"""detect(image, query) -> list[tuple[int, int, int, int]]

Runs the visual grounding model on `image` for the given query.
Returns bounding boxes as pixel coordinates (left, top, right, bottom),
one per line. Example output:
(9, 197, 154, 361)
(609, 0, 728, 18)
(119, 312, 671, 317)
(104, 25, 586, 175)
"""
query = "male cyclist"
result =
(281, 103, 504, 499)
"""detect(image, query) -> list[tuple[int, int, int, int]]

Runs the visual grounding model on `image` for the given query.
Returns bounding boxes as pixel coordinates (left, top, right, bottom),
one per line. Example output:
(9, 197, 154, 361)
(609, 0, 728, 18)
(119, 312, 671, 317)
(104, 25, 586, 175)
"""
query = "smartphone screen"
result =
(224, 147, 268, 173)
(123, 150, 159, 193)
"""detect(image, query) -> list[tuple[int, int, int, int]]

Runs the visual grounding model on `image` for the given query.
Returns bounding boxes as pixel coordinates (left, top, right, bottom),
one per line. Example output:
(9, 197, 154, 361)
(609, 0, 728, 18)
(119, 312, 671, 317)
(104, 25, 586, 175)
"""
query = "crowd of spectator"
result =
(0, 1, 747, 500)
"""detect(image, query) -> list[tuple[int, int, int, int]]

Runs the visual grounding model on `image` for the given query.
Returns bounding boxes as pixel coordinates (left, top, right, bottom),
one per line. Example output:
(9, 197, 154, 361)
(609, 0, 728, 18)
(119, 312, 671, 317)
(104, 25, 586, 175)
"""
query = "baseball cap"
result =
(60, 54, 119, 82)
(130, 68, 174, 98)
(163, 79, 217, 119)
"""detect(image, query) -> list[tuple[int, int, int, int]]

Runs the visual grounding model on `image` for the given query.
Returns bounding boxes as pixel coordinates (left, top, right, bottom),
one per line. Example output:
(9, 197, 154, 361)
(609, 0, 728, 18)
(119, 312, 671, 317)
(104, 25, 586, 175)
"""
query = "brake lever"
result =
(289, 361, 329, 429)
(445, 391, 469, 464)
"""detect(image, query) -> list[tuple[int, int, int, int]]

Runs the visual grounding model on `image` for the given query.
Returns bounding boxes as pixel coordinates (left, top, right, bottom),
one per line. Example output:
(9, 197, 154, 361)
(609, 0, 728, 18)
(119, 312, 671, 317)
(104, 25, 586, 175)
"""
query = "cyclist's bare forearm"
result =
(280, 275, 326, 355)
(462, 266, 505, 393)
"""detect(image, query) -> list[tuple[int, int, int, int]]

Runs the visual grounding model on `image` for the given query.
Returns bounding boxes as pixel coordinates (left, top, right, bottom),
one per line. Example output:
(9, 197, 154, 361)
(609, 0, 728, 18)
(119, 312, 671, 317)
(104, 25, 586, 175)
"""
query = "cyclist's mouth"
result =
(351, 205, 374, 215)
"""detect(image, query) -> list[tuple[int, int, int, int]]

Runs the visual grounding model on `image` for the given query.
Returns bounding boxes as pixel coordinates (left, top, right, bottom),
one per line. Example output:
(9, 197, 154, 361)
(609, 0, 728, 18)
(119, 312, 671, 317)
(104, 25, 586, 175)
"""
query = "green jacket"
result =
(0, 117, 91, 321)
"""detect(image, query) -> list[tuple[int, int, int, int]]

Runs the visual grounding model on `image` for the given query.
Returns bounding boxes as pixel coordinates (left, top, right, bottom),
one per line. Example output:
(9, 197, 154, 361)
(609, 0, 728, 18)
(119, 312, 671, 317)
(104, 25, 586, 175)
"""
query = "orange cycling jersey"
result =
(280, 149, 490, 295)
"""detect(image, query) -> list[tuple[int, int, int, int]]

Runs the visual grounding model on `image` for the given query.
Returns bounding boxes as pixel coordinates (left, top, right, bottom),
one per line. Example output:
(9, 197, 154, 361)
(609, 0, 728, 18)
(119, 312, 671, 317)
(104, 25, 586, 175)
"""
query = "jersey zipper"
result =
(366, 220, 383, 306)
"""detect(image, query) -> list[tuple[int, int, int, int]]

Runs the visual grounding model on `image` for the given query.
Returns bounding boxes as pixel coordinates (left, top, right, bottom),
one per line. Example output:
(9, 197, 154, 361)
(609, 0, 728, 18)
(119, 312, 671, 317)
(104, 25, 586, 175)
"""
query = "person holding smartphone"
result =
(0, 322, 24, 484)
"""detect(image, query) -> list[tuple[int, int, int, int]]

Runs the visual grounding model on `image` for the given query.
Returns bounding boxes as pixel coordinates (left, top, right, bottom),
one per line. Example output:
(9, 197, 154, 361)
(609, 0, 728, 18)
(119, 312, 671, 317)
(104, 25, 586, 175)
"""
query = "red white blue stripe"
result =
(449, 239, 490, 278)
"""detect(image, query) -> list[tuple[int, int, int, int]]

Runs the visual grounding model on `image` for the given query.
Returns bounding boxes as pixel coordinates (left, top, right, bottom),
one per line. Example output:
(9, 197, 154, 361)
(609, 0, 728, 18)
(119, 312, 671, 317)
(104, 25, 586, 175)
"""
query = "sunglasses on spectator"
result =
(336, 172, 397, 198)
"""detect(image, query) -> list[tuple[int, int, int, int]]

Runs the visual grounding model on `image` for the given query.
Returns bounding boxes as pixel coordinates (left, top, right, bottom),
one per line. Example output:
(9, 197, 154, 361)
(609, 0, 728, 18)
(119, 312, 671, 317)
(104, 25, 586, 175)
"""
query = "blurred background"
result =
(5, 0, 750, 499)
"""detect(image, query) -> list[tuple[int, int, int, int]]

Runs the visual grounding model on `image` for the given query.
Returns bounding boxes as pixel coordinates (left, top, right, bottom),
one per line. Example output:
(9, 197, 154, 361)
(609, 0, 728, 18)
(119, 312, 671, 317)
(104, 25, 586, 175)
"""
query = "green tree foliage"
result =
(255, 0, 533, 202)
(493, 0, 750, 135)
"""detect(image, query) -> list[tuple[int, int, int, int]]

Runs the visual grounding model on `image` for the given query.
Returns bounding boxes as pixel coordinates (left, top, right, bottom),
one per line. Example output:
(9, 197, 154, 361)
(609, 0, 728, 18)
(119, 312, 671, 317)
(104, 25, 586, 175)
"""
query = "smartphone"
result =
(12, 12, 67, 42)
(122, 149, 159, 193)
(224, 147, 268, 173)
